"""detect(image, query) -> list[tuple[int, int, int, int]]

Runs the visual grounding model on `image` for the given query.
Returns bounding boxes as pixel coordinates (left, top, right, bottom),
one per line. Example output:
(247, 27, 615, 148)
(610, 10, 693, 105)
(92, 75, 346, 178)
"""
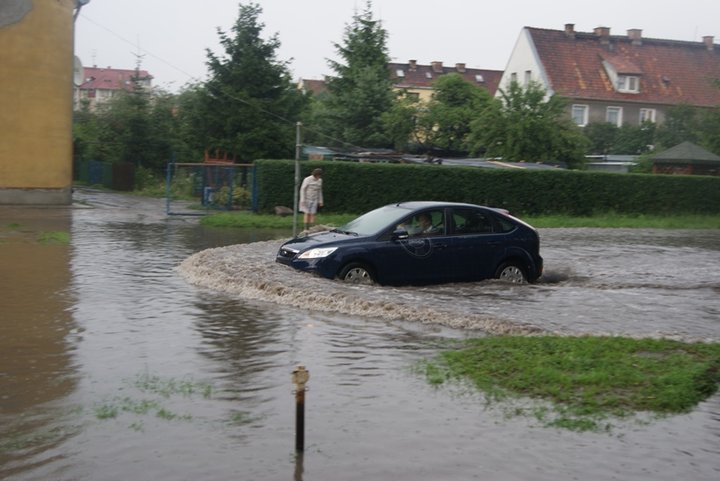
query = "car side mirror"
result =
(392, 228, 409, 240)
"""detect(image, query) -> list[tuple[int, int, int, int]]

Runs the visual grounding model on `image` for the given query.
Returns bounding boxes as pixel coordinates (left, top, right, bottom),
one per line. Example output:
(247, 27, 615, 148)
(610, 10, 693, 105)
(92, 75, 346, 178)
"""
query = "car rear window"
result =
(492, 213, 517, 233)
(452, 209, 494, 234)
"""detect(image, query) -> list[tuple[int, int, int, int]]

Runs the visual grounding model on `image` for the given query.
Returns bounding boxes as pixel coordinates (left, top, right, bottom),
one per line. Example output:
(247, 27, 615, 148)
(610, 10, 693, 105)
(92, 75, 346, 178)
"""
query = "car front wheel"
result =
(495, 262, 527, 284)
(338, 263, 375, 285)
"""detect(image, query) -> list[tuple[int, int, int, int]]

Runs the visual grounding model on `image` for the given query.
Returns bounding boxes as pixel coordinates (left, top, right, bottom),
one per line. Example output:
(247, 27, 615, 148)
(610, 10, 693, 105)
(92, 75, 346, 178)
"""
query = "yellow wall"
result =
(0, 0, 74, 204)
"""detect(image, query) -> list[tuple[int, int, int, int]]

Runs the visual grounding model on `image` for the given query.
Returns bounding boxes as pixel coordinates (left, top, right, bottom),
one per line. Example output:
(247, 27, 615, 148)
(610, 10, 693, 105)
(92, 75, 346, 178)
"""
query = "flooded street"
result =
(1, 188, 719, 481)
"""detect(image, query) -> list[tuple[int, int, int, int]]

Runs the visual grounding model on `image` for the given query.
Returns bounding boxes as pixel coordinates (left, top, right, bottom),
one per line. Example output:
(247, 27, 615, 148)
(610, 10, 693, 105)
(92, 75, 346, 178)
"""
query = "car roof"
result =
(390, 201, 489, 210)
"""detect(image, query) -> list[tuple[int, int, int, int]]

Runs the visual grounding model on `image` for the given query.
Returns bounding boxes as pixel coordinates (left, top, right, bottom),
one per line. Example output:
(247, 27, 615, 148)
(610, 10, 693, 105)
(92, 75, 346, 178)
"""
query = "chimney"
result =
(594, 26, 611, 44)
(408, 59, 417, 71)
(627, 28, 642, 46)
(431, 61, 443, 73)
(564, 23, 575, 38)
(455, 63, 466, 73)
(703, 36, 715, 51)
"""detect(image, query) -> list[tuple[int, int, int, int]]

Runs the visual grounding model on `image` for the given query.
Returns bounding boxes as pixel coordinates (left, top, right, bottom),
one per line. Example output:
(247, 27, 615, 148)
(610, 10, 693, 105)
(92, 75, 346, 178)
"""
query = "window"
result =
(510, 72, 517, 83)
(396, 69, 405, 78)
(524, 70, 532, 86)
(400, 210, 444, 237)
(452, 209, 493, 235)
(425, 72, 432, 79)
(571, 104, 589, 126)
(639, 108, 656, 124)
(617, 75, 640, 93)
(475, 74, 485, 83)
(606, 106, 623, 126)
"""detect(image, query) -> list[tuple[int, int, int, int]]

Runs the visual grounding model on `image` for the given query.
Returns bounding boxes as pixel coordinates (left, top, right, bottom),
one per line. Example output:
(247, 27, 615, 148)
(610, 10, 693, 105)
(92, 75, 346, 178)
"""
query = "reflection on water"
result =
(1, 189, 719, 481)
(0, 208, 78, 477)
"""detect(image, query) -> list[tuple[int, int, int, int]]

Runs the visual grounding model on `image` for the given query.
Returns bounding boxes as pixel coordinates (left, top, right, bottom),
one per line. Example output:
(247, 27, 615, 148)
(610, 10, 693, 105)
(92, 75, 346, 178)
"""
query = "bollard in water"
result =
(292, 365, 309, 452)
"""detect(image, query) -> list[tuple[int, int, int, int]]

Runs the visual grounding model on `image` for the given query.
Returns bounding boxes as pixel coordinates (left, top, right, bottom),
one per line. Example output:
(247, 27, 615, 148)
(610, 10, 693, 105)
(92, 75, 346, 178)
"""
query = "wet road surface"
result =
(1, 188, 719, 481)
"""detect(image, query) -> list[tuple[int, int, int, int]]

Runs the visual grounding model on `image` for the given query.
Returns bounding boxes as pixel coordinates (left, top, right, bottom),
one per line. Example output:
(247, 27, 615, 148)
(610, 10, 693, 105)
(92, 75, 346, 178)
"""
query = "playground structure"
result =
(165, 150, 256, 216)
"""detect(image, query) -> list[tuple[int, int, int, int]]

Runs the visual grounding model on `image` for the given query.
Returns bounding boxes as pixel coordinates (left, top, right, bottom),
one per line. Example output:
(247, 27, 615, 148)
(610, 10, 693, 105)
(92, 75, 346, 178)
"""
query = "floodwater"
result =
(1, 188, 719, 481)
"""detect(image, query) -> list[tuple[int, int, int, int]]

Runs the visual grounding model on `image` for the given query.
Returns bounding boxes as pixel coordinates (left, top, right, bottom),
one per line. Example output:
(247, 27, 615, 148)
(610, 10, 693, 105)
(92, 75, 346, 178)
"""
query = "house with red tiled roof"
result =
(74, 66, 153, 110)
(298, 60, 502, 102)
(388, 60, 503, 101)
(499, 24, 720, 127)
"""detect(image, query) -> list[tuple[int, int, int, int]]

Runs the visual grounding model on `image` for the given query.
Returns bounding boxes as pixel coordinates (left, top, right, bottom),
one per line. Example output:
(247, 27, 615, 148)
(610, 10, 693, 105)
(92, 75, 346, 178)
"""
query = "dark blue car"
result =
(276, 201, 543, 285)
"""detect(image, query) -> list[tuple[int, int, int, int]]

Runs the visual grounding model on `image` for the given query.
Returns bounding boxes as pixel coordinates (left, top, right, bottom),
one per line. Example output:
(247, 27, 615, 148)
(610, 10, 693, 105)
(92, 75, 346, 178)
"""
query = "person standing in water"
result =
(299, 168, 324, 231)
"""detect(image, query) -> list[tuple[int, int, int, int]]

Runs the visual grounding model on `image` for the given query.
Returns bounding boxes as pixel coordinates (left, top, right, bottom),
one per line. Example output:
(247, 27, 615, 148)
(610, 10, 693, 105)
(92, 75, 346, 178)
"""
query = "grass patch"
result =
(201, 211, 356, 229)
(93, 374, 215, 426)
(133, 372, 213, 399)
(0, 427, 71, 452)
(422, 336, 720, 431)
(201, 211, 720, 230)
(228, 410, 264, 425)
(37, 231, 71, 245)
(524, 213, 720, 229)
(94, 398, 164, 420)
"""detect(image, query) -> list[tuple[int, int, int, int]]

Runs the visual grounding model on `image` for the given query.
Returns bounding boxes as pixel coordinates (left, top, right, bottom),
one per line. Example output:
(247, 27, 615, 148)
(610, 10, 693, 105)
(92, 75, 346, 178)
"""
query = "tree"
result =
(413, 74, 492, 155)
(614, 122, 656, 155)
(699, 106, 720, 155)
(467, 81, 588, 168)
(196, 2, 308, 161)
(583, 121, 655, 156)
(379, 93, 419, 151)
(74, 65, 175, 172)
(320, 1, 394, 148)
(654, 104, 702, 149)
(116, 68, 153, 168)
(583, 122, 618, 156)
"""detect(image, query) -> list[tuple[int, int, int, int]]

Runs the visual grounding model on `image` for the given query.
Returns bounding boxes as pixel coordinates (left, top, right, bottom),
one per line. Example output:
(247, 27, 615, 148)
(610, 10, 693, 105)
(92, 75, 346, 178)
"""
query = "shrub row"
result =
(255, 159, 720, 216)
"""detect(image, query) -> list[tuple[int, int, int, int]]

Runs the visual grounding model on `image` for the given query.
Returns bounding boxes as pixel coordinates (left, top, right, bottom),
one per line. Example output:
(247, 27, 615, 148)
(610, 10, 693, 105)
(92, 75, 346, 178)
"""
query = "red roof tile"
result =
(528, 27, 720, 107)
(79, 67, 152, 91)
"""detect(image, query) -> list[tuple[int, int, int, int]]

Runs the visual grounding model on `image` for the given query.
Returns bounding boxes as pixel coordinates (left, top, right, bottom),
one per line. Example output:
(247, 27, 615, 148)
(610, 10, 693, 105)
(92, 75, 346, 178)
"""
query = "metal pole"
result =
(292, 365, 309, 452)
(293, 122, 302, 237)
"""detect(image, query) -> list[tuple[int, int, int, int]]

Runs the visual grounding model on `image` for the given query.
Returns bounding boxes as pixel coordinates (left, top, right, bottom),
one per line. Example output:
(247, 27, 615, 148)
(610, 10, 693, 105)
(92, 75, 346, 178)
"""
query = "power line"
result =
(78, 13, 364, 152)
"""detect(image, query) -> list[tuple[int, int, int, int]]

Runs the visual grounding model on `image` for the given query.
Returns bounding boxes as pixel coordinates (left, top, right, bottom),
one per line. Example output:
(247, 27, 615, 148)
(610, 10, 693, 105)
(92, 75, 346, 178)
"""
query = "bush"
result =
(255, 159, 720, 216)
(214, 186, 251, 209)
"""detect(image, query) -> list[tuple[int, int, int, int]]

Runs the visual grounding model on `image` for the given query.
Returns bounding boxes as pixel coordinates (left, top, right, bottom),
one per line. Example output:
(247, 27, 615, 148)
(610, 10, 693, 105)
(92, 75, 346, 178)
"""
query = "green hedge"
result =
(255, 159, 720, 216)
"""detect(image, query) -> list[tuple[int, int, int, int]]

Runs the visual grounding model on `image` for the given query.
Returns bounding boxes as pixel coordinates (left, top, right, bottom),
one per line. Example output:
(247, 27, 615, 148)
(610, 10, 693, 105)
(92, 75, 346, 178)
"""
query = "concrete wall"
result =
(0, 0, 75, 204)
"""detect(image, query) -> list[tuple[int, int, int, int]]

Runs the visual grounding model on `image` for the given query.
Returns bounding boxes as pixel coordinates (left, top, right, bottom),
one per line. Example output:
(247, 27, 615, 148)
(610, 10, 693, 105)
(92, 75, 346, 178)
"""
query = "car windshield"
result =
(337, 205, 414, 236)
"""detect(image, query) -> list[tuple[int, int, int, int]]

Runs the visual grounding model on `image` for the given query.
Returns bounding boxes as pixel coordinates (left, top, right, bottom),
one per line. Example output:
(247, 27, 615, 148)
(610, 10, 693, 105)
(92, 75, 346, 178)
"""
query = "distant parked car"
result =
(276, 201, 543, 286)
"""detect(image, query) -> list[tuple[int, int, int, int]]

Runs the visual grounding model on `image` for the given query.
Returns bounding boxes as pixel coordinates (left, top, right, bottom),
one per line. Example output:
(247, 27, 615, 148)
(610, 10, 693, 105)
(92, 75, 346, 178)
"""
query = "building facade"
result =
(75, 66, 153, 111)
(388, 60, 503, 101)
(500, 24, 720, 128)
(0, 0, 76, 204)
(298, 60, 503, 102)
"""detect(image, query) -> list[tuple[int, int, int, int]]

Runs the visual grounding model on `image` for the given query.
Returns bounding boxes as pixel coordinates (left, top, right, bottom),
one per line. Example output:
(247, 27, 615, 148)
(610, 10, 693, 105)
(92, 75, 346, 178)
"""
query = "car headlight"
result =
(298, 247, 338, 259)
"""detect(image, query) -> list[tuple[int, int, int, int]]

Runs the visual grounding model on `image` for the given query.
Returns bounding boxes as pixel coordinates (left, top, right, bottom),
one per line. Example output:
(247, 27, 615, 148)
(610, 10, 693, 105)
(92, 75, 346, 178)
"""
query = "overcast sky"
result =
(74, 0, 720, 92)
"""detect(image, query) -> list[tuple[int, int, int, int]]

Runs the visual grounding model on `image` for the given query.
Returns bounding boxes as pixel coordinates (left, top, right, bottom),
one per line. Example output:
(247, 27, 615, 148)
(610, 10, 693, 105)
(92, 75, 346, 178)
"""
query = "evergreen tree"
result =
(198, 2, 307, 161)
(320, 1, 394, 148)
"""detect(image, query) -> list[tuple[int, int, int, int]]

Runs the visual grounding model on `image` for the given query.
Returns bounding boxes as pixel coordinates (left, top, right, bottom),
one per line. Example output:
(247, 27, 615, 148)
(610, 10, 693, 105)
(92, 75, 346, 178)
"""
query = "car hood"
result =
(280, 230, 364, 253)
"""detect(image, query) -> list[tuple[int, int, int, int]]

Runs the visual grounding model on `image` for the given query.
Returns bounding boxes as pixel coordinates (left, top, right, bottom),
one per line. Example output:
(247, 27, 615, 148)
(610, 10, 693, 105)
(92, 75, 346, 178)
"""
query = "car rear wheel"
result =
(338, 263, 374, 285)
(495, 262, 527, 284)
